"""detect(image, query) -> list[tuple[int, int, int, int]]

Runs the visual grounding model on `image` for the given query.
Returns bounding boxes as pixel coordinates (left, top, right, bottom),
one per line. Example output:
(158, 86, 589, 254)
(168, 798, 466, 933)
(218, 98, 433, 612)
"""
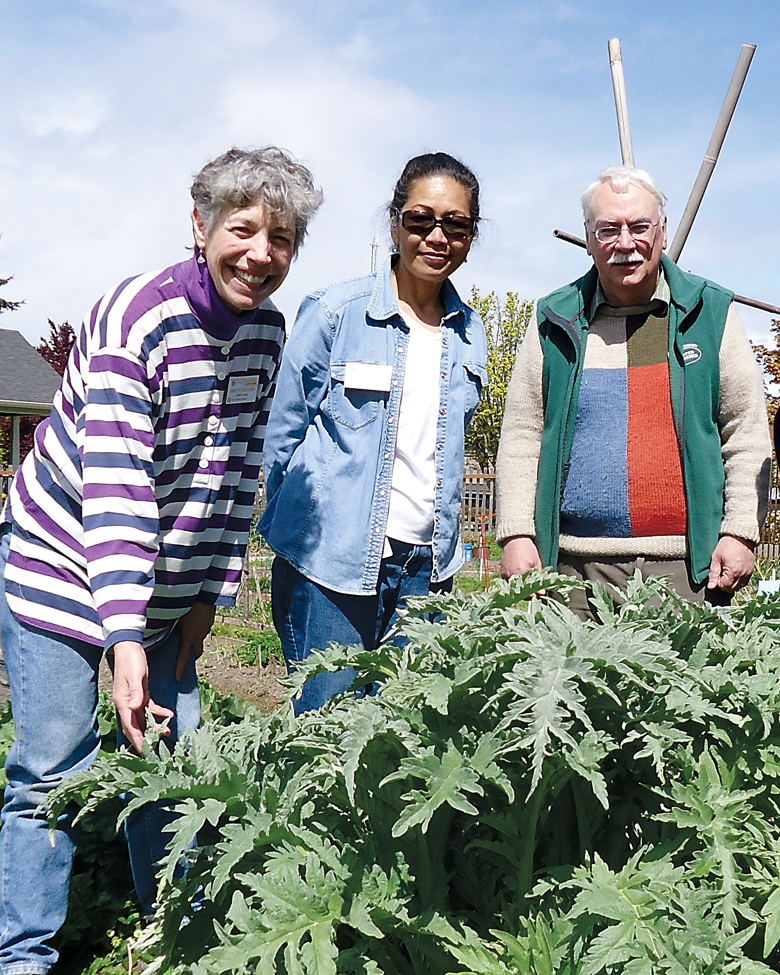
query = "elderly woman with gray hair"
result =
(0, 146, 321, 967)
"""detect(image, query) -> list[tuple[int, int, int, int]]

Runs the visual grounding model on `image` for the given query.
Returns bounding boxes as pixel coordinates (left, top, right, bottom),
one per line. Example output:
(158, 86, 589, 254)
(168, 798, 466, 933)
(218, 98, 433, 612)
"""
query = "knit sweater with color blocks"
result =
(495, 274, 770, 559)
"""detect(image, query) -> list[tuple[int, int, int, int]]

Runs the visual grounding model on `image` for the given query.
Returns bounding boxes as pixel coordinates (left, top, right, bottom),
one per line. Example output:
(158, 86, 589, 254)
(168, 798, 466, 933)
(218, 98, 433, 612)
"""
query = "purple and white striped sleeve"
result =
(82, 346, 159, 650)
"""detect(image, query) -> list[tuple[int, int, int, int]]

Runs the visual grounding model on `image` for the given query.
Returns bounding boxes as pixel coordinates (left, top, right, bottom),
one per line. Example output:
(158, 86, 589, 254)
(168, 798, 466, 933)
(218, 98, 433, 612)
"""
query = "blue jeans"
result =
(0, 527, 200, 974)
(272, 540, 452, 715)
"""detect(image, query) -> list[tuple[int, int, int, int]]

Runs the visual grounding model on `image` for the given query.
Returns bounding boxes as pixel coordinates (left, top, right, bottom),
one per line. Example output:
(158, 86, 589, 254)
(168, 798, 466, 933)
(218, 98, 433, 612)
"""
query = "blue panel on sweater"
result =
(560, 368, 631, 537)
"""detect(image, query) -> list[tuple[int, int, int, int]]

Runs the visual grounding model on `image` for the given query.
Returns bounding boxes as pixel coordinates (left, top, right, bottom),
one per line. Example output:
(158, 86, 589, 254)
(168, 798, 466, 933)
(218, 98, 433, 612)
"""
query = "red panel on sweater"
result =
(627, 361, 688, 536)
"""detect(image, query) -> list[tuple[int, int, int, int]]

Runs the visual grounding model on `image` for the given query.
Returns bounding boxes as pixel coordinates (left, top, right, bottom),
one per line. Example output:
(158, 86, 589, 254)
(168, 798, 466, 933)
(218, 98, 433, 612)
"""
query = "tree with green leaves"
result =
(465, 288, 533, 471)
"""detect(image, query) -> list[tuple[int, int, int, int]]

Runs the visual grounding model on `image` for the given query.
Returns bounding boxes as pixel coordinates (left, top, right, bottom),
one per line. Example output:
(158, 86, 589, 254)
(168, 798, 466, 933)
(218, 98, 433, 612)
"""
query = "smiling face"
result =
(585, 181, 668, 307)
(391, 174, 473, 294)
(192, 202, 296, 313)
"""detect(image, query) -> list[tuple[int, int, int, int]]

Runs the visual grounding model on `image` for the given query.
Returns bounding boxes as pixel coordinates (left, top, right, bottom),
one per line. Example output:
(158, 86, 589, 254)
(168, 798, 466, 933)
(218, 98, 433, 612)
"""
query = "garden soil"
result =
(0, 633, 288, 713)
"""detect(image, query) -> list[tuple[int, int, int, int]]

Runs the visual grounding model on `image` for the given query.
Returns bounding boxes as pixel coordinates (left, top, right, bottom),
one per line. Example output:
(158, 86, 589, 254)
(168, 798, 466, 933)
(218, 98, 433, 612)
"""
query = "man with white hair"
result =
(495, 165, 771, 613)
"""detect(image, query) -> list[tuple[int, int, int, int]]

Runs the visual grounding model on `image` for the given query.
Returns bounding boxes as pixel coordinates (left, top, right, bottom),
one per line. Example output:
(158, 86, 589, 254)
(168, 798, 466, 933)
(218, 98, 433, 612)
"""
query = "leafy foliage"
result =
(0, 683, 256, 973)
(0, 704, 16, 792)
(233, 629, 283, 667)
(465, 289, 533, 471)
(51, 574, 780, 974)
(37, 318, 76, 376)
(0, 693, 141, 973)
(752, 317, 780, 424)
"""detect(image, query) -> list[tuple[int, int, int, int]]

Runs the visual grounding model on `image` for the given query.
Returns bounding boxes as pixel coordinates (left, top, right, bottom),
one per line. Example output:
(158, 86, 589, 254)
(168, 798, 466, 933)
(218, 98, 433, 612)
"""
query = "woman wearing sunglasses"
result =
(260, 152, 487, 713)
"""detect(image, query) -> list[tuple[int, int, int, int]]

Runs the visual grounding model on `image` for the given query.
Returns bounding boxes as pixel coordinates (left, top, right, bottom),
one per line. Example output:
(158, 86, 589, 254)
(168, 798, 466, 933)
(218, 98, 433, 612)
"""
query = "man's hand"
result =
(707, 535, 756, 592)
(500, 536, 543, 580)
(175, 602, 217, 681)
(112, 641, 173, 753)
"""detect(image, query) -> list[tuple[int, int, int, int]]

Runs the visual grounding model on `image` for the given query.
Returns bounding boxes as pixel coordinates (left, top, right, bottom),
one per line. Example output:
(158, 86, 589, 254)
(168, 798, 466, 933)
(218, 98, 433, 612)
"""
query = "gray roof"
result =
(0, 328, 62, 415)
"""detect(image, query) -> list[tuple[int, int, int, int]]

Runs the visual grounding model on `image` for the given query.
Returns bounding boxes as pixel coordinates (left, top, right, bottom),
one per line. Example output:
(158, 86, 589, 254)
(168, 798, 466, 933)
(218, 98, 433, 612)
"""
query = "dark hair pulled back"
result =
(390, 152, 480, 238)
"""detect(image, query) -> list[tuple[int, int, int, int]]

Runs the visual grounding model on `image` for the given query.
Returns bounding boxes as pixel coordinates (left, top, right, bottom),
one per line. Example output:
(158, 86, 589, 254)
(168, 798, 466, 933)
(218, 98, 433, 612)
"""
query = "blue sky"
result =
(0, 0, 778, 344)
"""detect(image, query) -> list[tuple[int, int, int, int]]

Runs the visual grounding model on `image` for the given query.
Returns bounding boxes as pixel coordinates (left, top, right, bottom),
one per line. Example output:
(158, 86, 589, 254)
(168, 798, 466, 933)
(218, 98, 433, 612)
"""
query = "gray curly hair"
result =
(191, 146, 323, 254)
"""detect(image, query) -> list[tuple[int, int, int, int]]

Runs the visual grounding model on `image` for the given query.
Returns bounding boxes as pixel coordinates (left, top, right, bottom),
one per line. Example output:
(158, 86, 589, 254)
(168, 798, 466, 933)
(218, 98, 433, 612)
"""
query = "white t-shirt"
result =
(385, 310, 443, 545)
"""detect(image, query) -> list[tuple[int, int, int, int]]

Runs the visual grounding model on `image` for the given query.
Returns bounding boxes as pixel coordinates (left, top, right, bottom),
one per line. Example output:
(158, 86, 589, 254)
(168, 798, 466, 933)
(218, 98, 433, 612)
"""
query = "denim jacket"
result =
(260, 258, 487, 595)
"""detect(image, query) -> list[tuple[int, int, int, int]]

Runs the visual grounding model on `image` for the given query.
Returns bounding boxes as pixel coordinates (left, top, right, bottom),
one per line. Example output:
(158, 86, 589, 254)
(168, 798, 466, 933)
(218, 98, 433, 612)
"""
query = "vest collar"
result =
(660, 253, 708, 315)
(543, 255, 709, 327)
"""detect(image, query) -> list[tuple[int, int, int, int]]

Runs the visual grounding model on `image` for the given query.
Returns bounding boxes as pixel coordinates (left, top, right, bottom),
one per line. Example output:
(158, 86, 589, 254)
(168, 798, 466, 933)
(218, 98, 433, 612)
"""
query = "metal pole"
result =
(552, 229, 780, 315)
(731, 293, 780, 316)
(668, 42, 756, 263)
(608, 38, 635, 167)
(553, 228, 588, 249)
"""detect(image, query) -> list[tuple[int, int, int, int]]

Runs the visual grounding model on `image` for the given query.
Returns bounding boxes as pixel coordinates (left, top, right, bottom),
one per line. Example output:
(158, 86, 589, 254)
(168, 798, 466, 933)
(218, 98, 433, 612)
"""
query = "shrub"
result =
(52, 572, 780, 974)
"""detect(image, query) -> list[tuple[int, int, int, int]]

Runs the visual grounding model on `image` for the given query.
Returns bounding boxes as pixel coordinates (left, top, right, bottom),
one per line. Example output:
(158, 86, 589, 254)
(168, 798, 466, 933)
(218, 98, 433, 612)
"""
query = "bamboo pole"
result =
(551, 229, 780, 315)
(608, 38, 635, 167)
(668, 42, 756, 262)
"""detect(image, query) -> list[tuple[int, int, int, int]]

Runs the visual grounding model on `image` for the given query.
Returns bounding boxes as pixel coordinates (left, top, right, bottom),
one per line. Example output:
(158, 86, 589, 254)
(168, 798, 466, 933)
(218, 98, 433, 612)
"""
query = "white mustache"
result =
(608, 249, 642, 265)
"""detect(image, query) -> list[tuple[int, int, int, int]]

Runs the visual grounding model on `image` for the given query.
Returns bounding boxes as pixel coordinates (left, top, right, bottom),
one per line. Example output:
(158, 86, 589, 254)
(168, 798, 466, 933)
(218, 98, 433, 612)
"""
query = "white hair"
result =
(581, 165, 667, 222)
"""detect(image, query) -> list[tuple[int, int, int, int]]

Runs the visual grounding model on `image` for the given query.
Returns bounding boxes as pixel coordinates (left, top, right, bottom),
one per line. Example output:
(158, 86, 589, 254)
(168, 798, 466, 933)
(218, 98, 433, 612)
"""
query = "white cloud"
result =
(336, 34, 377, 64)
(221, 62, 430, 159)
(0, 0, 778, 351)
(165, 0, 285, 49)
(19, 89, 109, 137)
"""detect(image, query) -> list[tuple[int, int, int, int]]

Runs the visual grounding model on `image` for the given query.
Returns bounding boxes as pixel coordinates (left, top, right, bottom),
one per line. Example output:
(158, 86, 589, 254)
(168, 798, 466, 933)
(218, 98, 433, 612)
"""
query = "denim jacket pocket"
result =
(327, 363, 384, 430)
(463, 361, 488, 421)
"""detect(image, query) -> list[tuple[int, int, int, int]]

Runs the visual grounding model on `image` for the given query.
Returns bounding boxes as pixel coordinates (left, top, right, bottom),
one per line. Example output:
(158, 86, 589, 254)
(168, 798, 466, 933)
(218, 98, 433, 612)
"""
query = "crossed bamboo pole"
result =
(554, 39, 780, 317)
(608, 39, 635, 167)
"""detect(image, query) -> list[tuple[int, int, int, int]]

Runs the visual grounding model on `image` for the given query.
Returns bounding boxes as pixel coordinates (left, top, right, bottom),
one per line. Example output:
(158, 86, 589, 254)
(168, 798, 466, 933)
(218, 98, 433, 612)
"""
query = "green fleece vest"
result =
(534, 254, 733, 584)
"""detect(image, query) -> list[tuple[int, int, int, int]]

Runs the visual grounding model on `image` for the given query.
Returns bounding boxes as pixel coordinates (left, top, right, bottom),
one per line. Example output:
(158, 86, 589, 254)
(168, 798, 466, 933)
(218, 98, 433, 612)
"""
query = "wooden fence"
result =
(461, 469, 780, 557)
(758, 458, 780, 558)
(461, 474, 496, 538)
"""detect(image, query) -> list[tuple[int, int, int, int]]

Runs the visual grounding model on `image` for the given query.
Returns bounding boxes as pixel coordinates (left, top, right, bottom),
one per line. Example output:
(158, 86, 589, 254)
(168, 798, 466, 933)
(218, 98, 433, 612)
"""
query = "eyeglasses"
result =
(590, 220, 659, 245)
(399, 210, 475, 241)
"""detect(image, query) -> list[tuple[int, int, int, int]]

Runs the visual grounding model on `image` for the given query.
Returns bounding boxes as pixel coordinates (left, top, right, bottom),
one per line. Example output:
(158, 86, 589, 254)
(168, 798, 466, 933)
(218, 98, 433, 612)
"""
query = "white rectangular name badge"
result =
(226, 375, 260, 405)
(344, 362, 393, 392)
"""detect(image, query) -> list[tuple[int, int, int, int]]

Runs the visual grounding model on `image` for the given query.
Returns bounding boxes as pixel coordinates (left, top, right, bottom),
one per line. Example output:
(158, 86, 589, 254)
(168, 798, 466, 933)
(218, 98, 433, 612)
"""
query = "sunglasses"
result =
(399, 210, 475, 241)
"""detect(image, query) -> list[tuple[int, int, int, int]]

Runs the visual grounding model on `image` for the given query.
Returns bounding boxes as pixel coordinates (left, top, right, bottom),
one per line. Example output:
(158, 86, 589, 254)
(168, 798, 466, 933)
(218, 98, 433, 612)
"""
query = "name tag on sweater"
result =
(226, 375, 260, 404)
(344, 362, 393, 392)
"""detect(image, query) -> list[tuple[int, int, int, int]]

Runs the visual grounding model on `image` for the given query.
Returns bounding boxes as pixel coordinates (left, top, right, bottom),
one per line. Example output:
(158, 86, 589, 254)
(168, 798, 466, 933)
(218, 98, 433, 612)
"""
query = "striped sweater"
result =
(2, 255, 284, 651)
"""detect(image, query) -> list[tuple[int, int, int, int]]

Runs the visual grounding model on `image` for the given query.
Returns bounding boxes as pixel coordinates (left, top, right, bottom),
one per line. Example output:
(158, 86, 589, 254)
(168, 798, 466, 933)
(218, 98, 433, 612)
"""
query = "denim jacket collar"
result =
(366, 256, 468, 332)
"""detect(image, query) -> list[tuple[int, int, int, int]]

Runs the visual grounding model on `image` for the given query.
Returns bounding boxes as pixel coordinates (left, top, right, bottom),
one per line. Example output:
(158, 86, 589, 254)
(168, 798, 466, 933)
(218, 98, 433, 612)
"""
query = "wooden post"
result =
(11, 416, 20, 470)
(479, 514, 491, 589)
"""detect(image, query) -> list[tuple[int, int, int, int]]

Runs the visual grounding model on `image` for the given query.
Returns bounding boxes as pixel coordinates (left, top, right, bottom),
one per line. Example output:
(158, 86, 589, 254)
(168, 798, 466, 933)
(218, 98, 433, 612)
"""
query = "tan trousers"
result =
(557, 554, 731, 621)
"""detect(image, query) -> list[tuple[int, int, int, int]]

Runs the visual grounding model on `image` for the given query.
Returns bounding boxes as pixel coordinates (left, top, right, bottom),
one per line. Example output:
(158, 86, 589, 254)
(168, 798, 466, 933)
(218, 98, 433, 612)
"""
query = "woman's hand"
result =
(175, 602, 217, 681)
(112, 641, 173, 753)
